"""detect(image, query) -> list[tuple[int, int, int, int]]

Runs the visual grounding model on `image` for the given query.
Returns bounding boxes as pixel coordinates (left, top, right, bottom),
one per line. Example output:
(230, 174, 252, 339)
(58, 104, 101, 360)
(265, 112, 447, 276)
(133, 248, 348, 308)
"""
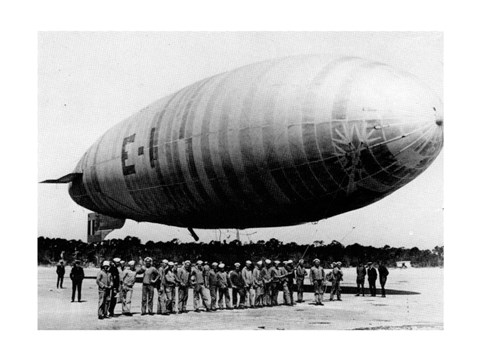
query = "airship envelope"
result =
(44, 55, 443, 230)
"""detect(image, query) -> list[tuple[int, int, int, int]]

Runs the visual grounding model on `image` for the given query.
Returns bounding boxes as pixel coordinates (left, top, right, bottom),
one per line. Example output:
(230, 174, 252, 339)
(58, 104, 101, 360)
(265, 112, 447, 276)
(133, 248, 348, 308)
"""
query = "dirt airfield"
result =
(38, 266, 442, 330)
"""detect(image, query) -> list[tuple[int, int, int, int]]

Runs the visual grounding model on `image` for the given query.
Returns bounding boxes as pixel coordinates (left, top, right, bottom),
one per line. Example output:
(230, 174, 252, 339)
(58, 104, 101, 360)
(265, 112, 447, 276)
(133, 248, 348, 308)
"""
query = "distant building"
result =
(396, 261, 411, 268)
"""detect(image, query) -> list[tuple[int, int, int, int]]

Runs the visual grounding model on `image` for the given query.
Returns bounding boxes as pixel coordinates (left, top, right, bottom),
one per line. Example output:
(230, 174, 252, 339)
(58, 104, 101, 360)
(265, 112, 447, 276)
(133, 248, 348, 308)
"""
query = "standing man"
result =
(285, 260, 295, 306)
(203, 262, 211, 278)
(262, 260, 273, 306)
(156, 259, 168, 315)
(164, 262, 177, 314)
(191, 260, 211, 312)
(172, 262, 179, 312)
(96, 261, 112, 319)
(56, 260, 65, 289)
(229, 263, 246, 309)
(330, 262, 343, 301)
(367, 262, 377, 297)
(242, 260, 255, 308)
(278, 261, 289, 305)
(253, 261, 264, 307)
(216, 263, 233, 310)
(208, 262, 219, 311)
(177, 260, 191, 314)
(108, 258, 121, 317)
(270, 261, 281, 306)
(378, 261, 390, 297)
(138, 257, 159, 315)
(295, 259, 308, 303)
(355, 262, 367, 296)
(121, 260, 137, 316)
(70, 260, 84, 302)
(309, 259, 325, 306)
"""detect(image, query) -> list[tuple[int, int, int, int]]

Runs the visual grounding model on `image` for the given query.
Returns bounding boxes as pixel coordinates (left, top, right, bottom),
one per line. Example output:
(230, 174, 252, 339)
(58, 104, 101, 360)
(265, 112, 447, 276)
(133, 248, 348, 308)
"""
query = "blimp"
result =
(42, 55, 443, 241)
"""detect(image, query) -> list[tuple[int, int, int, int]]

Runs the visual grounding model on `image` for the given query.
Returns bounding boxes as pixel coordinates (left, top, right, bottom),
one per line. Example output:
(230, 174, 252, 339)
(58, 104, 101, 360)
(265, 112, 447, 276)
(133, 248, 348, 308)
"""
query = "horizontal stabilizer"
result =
(40, 172, 82, 184)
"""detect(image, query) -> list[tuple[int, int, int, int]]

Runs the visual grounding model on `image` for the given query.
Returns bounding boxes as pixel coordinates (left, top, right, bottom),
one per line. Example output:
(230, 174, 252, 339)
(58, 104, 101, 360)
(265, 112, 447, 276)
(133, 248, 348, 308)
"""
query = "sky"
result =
(38, 32, 443, 249)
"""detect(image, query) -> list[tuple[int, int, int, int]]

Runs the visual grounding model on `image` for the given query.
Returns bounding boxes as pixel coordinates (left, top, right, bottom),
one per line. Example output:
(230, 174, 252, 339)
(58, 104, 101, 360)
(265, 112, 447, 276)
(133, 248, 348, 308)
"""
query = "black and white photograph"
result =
(38, 31, 444, 330)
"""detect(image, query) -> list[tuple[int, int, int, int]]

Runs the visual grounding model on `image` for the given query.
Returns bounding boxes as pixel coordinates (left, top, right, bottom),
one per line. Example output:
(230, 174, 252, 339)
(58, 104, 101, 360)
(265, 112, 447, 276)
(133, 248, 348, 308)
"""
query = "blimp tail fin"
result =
(40, 172, 82, 184)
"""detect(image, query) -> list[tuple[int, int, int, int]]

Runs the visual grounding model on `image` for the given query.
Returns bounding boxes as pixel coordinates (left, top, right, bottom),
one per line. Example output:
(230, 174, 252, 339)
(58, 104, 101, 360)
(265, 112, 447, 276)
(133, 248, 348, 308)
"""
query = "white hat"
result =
(128, 260, 135, 266)
(145, 257, 152, 262)
(113, 257, 121, 263)
(234, 262, 241, 267)
(162, 259, 169, 264)
(168, 261, 174, 266)
(287, 260, 293, 264)
(265, 259, 272, 264)
(336, 262, 342, 266)
(196, 260, 203, 265)
(218, 263, 225, 269)
(274, 260, 280, 264)
(102, 261, 110, 267)
(184, 260, 191, 265)
(120, 260, 126, 265)
(212, 262, 218, 266)
(257, 261, 263, 265)
(246, 260, 252, 265)
(313, 258, 320, 263)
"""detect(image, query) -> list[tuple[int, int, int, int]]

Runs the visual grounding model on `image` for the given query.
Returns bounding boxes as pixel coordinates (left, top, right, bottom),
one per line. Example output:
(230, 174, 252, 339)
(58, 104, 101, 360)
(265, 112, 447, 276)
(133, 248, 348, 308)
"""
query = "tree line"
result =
(37, 236, 444, 268)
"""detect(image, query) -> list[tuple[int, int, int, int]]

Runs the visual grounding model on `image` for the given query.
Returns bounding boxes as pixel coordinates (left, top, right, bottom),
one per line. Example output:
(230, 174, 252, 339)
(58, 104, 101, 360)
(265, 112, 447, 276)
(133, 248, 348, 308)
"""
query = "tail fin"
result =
(40, 173, 82, 184)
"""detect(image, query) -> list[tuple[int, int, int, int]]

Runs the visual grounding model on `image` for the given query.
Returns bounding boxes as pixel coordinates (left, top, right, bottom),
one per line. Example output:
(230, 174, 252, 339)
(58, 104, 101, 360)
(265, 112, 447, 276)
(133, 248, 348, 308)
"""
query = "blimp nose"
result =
(378, 73, 443, 173)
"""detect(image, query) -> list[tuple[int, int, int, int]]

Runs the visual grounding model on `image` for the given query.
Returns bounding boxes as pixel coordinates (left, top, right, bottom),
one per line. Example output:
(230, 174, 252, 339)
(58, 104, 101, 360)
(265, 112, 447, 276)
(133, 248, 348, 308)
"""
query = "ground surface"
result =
(38, 266, 443, 330)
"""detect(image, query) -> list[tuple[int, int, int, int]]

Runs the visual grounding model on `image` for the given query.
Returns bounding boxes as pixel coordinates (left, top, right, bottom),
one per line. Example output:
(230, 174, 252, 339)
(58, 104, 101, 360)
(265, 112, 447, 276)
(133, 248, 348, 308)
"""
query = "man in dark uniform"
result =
(70, 260, 84, 302)
(56, 260, 65, 289)
(108, 258, 121, 317)
(378, 261, 390, 297)
(355, 262, 367, 296)
(96, 261, 112, 319)
(216, 263, 233, 309)
(295, 259, 307, 303)
(208, 262, 219, 311)
(279, 260, 294, 306)
(229, 263, 245, 309)
(367, 262, 377, 296)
